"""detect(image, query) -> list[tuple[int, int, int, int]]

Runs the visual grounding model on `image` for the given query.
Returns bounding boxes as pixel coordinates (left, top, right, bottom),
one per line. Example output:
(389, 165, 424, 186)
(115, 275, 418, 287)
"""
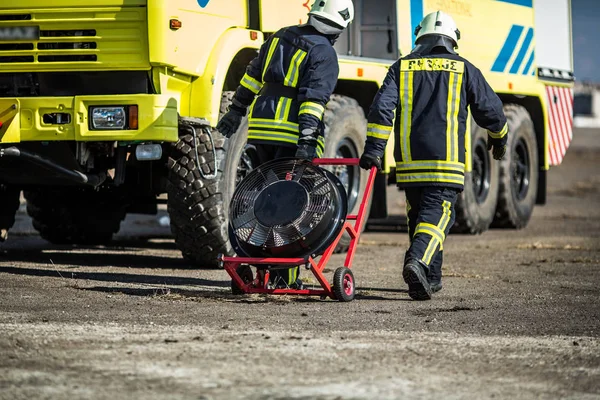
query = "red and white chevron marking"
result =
(546, 85, 573, 166)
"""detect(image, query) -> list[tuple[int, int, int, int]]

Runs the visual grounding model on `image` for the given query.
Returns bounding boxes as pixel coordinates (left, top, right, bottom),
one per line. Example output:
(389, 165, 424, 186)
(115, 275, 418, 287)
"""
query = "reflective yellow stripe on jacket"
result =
(299, 101, 325, 120)
(396, 58, 466, 187)
(445, 71, 463, 162)
(240, 73, 263, 95)
(250, 40, 313, 149)
(284, 49, 307, 87)
(395, 160, 465, 186)
(488, 122, 508, 139)
(398, 68, 414, 162)
(367, 123, 393, 140)
(262, 37, 280, 81)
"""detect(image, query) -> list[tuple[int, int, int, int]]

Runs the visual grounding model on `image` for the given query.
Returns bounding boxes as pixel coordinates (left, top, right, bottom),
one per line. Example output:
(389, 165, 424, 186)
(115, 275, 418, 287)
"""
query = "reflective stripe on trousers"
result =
(404, 187, 459, 269)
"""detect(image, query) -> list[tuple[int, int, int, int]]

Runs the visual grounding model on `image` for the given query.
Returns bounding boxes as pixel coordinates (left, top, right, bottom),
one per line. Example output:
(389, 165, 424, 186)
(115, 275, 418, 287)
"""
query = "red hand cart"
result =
(219, 158, 377, 302)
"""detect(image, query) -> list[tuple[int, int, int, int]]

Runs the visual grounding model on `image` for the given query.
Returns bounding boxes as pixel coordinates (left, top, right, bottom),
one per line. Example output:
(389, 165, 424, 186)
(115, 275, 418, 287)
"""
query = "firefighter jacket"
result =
(231, 25, 340, 156)
(364, 51, 508, 190)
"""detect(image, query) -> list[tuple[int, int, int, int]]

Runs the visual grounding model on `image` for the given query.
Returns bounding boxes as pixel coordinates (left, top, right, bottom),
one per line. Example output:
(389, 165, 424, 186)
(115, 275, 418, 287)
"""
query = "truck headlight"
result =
(90, 106, 126, 130)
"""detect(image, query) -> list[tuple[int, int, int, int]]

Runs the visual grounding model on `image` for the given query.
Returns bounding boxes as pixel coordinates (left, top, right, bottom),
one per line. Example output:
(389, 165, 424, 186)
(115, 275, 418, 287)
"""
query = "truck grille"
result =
(0, 8, 148, 70)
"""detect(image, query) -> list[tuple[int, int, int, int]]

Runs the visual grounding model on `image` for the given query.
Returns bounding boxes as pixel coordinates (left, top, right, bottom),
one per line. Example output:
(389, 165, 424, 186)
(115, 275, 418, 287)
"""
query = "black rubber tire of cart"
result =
(452, 119, 500, 234)
(231, 264, 254, 295)
(321, 95, 369, 253)
(492, 104, 538, 229)
(24, 188, 127, 245)
(167, 93, 252, 267)
(333, 266, 356, 302)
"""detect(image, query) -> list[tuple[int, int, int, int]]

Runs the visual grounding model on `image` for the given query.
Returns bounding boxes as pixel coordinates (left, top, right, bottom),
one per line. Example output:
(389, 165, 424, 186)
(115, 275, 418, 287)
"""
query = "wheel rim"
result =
(472, 137, 491, 204)
(512, 138, 530, 201)
(332, 138, 360, 211)
(343, 273, 354, 296)
(236, 144, 259, 186)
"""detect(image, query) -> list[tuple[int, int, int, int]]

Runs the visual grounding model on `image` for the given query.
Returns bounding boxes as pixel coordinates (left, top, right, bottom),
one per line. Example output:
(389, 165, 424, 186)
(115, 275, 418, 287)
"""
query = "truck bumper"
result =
(0, 94, 179, 143)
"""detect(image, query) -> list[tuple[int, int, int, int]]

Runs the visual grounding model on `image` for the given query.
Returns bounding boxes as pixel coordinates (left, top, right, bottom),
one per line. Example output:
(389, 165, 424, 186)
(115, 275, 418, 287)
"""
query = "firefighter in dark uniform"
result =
(359, 11, 508, 300)
(216, 0, 355, 288)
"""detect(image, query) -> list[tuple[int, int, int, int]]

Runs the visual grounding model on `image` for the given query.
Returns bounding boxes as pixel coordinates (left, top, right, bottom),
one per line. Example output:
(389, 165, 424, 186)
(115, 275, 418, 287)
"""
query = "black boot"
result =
(428, 251, 443, 293)
(403, 260, 432, 301)
(429, 282, 443, 293)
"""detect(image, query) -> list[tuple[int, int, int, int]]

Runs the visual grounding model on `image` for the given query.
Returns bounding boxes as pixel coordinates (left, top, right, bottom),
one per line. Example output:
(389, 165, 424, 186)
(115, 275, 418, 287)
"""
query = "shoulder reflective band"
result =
(367, 123, 393, 140)
(240, 72, 263, 94)
(262, 37, 280, 81)
(299, 101, 325, 120)
(284, 49, 307, 88)
(400, 58, 465, 73)
(488, 123, 508, 139)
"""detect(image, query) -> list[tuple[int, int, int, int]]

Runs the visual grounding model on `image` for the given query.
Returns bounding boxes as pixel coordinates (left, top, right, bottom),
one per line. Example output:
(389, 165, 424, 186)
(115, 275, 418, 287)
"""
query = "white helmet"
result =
(308, 0, 354, 31)
(414, 10, 461, 45)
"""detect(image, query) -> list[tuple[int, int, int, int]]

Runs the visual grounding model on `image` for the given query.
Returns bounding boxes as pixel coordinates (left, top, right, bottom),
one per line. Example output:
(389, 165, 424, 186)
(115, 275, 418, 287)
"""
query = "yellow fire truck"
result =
(0, 0, 574, 266)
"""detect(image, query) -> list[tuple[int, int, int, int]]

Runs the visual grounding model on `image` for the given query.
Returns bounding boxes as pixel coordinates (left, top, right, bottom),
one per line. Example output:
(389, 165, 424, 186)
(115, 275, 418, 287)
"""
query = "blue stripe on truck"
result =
(491, 25, 523, 73)
(496, 0, 533, 7)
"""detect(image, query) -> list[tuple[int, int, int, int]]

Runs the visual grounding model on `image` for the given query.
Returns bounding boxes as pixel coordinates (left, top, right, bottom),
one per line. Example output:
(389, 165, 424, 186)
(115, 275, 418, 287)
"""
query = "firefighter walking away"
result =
(217, 0, 355, 288)
(359, 10, 508, 300)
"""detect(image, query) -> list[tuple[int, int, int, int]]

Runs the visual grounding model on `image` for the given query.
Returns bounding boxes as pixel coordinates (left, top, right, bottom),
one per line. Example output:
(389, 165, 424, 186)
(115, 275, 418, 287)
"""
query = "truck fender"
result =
(189, 28, 263, 126)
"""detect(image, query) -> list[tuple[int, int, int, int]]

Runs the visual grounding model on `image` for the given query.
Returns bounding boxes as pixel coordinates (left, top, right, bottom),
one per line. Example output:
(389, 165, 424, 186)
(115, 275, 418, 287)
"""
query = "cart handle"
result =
(312, 157, 359, 166)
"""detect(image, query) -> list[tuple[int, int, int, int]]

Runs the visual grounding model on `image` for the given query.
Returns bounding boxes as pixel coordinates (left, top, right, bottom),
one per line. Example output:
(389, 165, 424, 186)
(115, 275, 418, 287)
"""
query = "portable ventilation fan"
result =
(229, 158, 348, 258)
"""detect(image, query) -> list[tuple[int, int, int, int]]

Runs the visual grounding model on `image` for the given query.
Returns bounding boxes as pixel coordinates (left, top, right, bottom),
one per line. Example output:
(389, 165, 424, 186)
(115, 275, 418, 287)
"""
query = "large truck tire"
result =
(492, 104, 538, 229)
(452, 120, 500, 234)
(24, 188, 127, 244)
(167, 94, 253, 267)
(321, 95, 369, 253)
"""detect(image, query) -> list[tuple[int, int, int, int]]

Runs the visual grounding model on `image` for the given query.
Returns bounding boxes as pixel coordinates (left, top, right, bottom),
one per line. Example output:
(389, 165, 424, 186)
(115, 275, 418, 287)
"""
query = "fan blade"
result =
(231, 208, 255, 229)
(265, 169, 280, 185)
(270, 229, 286, 247)
(249, 224, 270, 246)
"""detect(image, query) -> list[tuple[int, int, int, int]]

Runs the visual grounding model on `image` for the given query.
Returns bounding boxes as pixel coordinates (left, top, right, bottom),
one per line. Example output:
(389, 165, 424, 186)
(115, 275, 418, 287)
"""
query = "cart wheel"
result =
(231, 265, 253, 295)
(333, 267, 355, 302)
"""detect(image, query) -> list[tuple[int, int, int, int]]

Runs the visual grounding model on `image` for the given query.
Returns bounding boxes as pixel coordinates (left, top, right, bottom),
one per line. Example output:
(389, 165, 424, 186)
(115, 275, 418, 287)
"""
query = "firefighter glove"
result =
(296, 128, 319, 161)
(487, 136, 507, 161)
(359, 152, 382, 171)
(216, 103, 245, 138)
(295, 143, 318, 161)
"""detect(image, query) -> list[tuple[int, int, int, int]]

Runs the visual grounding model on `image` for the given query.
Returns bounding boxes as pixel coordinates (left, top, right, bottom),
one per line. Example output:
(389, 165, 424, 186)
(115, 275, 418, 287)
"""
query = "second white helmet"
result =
(414, 10, 461, 45)
(308, 0, 355, 30)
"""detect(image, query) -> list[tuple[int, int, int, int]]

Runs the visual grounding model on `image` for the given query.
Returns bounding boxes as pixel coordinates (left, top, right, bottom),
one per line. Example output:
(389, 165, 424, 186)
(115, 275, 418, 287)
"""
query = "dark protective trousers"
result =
(404, 187, 459, 284)
(254, 144, 300, 286)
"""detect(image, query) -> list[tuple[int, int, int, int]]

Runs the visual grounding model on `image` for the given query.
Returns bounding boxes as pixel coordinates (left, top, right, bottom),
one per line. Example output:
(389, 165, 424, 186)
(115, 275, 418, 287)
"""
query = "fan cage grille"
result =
(230, 160, 335, 249)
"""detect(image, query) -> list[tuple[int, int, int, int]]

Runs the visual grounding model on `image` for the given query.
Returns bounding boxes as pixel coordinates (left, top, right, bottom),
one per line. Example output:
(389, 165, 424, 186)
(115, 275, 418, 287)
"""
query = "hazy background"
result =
(572, 0, 600, 83)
